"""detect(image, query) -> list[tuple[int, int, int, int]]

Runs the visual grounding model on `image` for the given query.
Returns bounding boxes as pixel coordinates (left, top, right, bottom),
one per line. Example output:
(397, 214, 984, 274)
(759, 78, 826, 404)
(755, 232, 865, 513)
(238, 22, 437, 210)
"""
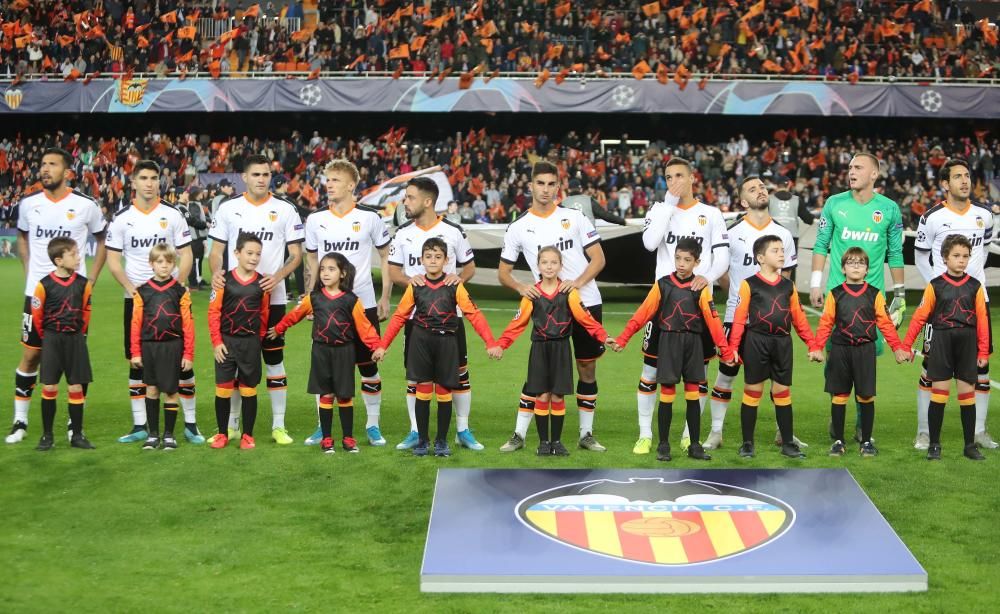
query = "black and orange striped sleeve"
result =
(275, 294, 312, 336)
(456, 284, 497, 347)
(810, 292, 837, 352)
(30, 282, 45, 339)
(727, 281, 752, 352)
(352, 299, 382, 351)
(873, 292, 905, 352)
(789, 291, 815, 346)
(698, 287, 732, 361)
(902, 284, 937, 349)
(380, 285, 416, 349)
(82, 281, 93, 334)
(975, 286, 990, 360)
(615, 283, 661, 347)
(568, 290, 608, 344)
(498, 297, 533, 349)
(180, 290, 195, 361)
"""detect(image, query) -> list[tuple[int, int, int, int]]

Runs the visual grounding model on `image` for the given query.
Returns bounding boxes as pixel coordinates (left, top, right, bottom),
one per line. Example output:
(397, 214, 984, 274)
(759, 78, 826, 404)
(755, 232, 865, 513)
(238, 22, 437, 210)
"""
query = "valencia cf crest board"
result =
(421, 469, 926, 593)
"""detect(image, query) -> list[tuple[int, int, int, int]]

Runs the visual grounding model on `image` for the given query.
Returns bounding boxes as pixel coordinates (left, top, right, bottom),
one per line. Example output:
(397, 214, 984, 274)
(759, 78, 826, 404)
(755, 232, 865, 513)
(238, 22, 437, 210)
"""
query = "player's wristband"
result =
(893, 284, 905, 299)
(810, 271, 823, 289)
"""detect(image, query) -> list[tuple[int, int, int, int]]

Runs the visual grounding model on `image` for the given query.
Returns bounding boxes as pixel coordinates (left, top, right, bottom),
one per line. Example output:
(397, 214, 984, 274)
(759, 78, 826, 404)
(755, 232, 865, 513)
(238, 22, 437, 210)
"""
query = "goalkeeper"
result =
(809, 153, 905, 444)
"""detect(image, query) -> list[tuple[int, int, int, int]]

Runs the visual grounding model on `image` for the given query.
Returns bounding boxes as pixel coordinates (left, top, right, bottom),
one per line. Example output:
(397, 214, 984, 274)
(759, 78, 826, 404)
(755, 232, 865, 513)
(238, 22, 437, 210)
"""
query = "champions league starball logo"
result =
(610, 84, 636, 108)
(516, 478, 794, 566)
(920, 90, 942, 113)
(299, 83, 323, 107)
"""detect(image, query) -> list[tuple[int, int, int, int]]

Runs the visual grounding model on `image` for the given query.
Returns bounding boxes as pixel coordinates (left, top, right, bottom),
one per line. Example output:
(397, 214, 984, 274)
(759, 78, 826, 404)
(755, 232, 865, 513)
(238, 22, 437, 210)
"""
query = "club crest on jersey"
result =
(698, 215, 708, 226)
(352, 221, 361, 232)
(66, 209, 76, 220)
(516, 478, 794, 565)
(560, 218, 571, 230)
(872, 210, 883, 224)
(976, 217, 985, 229)
(158, 217, 168, 229)
(268, 210, 278, 223)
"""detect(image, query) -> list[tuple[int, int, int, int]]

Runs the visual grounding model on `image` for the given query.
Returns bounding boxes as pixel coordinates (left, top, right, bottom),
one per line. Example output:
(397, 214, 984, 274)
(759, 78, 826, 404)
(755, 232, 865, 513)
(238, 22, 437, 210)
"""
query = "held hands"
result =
(371, 348, 386, 362)
(487, 346, 503, 360)
(807, 349, 825, 363)
(605, 339, 622, 352)
(213, 343, 228, 364)
(181, 358, 193, 371)
(894, 348, 914, 364)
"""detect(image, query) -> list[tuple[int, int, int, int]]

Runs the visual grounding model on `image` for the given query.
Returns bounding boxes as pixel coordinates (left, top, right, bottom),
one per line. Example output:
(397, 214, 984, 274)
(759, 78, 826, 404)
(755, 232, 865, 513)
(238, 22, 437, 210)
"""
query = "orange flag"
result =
(712, 9, 730, 28)
(546, 43, 564, 60)
(135, 23, 152, 34)
(411, 36, 427, 51)
(481, 38, 493, 54)
(641, 2, 660, 18)
(42, 55, 54, 69)
(58, 35, 76, 47)
(388, 44, 410, 60)
(554, 2, 571, 19)
(631, 60, 651, 80)
(844, 40, 858, 59)
(673, 64, 691, 90)
(477, 20, 497, 38)
(176, 50, 194, 63)
(14, 35, 31, 49)
(456, 30, 469, 47)
(667, 7, 683, 21)
(534, 68, 550, 88)
(459, 72, 474, 89)
(784, 6, 800, 19)
(399, 4, 414, 17)
(804, 0, 819, 9)
(656, 63, 669, 84)
(893, 5, 909, 20)
(554, 67, 571, 84)
(913, 0, 931, 13)
(160, 10, 178, 23)
(741, 0, 764, 22)
(137, 35, 150, 48)
(681, 31, 699, 50)
(177, 26, 197, 39)
(692, 7, 708, 25)
(346, 54, 366, 70)
(64, 68, 82, 81)
(762, 59, 783, 72)
(244, 4, 261, 18)
(980, 19, 998, 46)
(219, 28, 240, 44)
(807, 14, 818, 33)
(209, 60, 222, 79)
(718, 43, 732, 58)
(424, 15, 446, 29)
(187, 10, 201, 22)
(291, 29, 312, 42)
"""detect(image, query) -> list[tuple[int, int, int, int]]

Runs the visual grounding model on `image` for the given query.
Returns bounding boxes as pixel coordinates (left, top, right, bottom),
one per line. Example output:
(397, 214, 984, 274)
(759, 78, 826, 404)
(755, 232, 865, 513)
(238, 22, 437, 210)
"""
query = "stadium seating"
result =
(0, 1, 997, 81)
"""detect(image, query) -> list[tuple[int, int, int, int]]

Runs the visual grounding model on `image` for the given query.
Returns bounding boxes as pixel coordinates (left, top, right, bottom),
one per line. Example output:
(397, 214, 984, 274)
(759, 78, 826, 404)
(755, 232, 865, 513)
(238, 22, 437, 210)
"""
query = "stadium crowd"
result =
(0, 1, 997, 81)
(0, 127, 996, 231)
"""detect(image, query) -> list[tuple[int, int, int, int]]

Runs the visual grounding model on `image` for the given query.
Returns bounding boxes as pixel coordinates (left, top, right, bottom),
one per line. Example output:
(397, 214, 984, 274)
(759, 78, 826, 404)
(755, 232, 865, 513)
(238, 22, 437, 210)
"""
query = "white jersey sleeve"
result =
(172, 209, 192, 248)
(778, 223, 797, 269)
(370, 214, 391, 250)
(283, 203, 305, 246)
(304, 213, 320, 252)
(499, 222, 523, 265)
(208, 201, 230, 243)
(104, 213, 125, 252)
(455, 226, 474, 266)
(87, 198, 107, 235)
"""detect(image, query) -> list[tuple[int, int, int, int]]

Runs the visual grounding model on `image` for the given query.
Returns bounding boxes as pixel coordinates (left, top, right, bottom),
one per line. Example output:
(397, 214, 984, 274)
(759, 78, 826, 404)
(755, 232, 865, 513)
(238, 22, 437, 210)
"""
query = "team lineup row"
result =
(5, 150, 996, 461)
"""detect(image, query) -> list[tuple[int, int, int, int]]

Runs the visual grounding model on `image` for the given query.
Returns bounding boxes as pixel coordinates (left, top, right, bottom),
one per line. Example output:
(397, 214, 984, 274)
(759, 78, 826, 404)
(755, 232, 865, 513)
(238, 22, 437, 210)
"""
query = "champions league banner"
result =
(0, 77, 996, 118)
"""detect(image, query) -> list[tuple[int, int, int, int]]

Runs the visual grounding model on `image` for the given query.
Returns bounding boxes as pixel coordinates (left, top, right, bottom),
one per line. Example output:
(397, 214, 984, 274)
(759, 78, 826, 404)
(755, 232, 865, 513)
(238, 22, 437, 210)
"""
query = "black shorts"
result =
(123, 298, 135, 360)
(215, 335, 263, 387)
(743, 331, 793, 386)
(926, 327, 978, 385)
(526, 338, 575, 395)
(404, 317, 467, 371)
(406, 326, 460, 389)
(262, 305, 286, 353)
(572, 304, 605, 361)
(141, 338, 183, 394)
(40, 332, 92, 385)
(930, 308, 996, 357)
(824, 343, 876, 398)
(656, 331, 707, 385)
(21, 295, 42, 350)
(354, 307, 381, 364)
(308, 343, 356, 398)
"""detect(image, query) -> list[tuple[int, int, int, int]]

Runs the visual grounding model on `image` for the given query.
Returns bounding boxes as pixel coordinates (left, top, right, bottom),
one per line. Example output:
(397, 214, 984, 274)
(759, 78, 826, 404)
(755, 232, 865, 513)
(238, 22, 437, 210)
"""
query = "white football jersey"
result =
(500, 206, 603, 306)
(653, 201, 729, 280)
(724, 215, 797, 322)
(305, 204, 391, 309)
(209, 192, 305, 305)
(17, 189, 106, 296)
(105, 201, 192, 297)
(388, 216, 473, 278)
(914, 201, 993, 292)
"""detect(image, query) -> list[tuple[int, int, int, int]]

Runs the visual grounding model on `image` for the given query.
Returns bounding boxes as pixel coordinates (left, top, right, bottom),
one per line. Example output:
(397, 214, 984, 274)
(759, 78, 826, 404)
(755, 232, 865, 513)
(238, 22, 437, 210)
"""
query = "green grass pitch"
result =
(0, 258, 998, 612)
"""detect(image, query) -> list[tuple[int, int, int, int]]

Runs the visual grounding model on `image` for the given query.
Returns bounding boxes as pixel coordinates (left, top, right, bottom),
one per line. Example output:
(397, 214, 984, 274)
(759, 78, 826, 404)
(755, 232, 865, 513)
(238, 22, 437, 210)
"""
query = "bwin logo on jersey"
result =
(872, 210, 883, 224)
(35, 226, 71, 239)
(240, 228, 274, 241)
(665, 232, 704, 245)
(841, 228, 880, 242)
(131, 235, 166, 249)
(541, 238, 575, 252)
(408, 254, 422, 267)
(323, 239, 360, 252)
(742, 253, 755, 266)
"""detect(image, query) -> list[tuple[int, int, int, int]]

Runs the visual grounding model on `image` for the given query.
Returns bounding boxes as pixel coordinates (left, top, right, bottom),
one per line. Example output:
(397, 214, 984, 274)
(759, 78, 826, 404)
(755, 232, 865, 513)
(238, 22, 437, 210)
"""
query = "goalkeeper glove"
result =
(888, 285, 906, 328)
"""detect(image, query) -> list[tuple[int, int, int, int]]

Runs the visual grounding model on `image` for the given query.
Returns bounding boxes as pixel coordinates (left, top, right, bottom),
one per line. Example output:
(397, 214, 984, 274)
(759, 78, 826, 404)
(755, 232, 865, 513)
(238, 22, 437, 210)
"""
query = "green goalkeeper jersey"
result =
(814, 190, 904, 291)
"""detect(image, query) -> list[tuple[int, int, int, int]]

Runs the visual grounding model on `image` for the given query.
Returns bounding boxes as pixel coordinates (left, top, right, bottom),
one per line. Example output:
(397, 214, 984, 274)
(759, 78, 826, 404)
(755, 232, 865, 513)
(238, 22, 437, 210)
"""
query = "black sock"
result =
(242, 395, 257, 436)
(740, 404, 758, 442)
(68, 401, 83, 436)
(535, 412, 550, 443)
(960, 403, 975, 445)
(860, 401, 875, 444)
(214, 396, 229, 434)
(184, 422, 198, 432)
(775, 405, 793, 444)
(163, 402, 178, 435)
(831, 402, 846, 442)
(686, 398, 701, 444)
(928, 401, 945, 445)
(415, 398, 431, 442)
(339, 404, 354, 439)
(657, 401, 672, 443)
(41, 396, 56, 435)
(436, 400, 452, 442)
(550, 413, 564, 443)
(145, 397, 160, 435)
(319, 407, 333, 438)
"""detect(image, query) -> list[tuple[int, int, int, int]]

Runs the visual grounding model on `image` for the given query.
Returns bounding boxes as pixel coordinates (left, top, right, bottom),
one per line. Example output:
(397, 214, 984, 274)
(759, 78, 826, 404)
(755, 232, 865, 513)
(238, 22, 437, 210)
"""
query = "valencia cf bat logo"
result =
(66, 208, 76, 220)
(560, 218, 571, 230)
(516, 477, 794, 565)
(698, 215, 708, 226)
(268, 210, 278, 222)
(159, 217, 168, 229)
(872, 210, 883, 224)
(352, 221, 361, 232)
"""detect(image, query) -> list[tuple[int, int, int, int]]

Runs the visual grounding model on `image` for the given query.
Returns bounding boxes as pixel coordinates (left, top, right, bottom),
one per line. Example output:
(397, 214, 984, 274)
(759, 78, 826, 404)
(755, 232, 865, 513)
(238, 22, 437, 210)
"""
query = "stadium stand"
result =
(0, 1, 997, 81)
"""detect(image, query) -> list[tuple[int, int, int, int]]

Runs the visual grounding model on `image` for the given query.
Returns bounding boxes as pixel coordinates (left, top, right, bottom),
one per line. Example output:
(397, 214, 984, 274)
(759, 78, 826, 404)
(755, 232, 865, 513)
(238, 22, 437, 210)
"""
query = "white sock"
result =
(361, 373, 381, 429)
(229, 392, 242, 431)
(637, 364, 656, 439)
(129, 378, 146, 427)
(406, 383, 418, 432)
(579, 409, 595, 438)
(976, 371, 990, 433)
(266, 363, 287, 429)
(179, 375, 197, 424)
(916, 372, 930, 434)
(515, 411, 533, 438)
(14, 369, 38, 424)
(711, 371, 736, 432)
(454, 390, 471, 432)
